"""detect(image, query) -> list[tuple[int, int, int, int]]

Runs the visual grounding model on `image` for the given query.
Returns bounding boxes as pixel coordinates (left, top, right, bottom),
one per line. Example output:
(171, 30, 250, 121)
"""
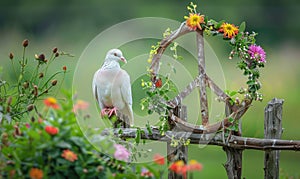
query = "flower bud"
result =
(27, 104, 34, 112)
(55, 52, 59, 57)
(9, 53, 14, 60)
(7, 96, 12, 105)
(51, 80, 58, 86)
(33, 85, 38, 97)
(22, 39, 29, 47)
(52, 47, 58, 53)
(39, 54, 45, 61)
(1, 132, 9, 147)
(63, 66, 67, 72)
(23, 82, 29, 89)
(6, 106, 10, 113)
(97, 166, 104, 172)
(39, 73, 44, 78)
(31, 116, 35, 122)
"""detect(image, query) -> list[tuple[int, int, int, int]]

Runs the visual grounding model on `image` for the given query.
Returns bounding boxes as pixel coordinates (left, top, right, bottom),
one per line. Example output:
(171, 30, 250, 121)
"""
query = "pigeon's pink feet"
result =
(107, 107, 117, 117)
(101, 107, 117, 117)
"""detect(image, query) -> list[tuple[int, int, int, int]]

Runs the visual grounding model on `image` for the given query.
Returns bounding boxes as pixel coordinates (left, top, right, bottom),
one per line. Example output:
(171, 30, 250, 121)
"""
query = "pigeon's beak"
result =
(120, 57, 127, 63)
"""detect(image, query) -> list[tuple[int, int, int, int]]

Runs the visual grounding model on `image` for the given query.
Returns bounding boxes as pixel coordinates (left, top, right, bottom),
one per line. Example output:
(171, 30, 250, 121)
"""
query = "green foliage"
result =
(0, 40, 69, 124)
(0, 91, 119, 178)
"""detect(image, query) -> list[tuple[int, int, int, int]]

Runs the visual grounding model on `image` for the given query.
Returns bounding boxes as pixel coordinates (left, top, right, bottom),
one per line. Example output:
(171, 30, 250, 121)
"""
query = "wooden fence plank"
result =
(264, 98, 284, 179)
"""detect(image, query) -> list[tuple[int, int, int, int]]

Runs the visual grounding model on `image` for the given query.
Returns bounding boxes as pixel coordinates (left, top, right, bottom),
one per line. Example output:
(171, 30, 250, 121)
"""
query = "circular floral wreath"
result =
(141, 2, 266, 134)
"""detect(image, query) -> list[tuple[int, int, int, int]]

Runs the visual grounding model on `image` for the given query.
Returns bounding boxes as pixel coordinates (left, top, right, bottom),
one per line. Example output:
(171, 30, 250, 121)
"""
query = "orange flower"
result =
(29, 168, 43, 179)
(185, 13, 205, 31)
(218, 23, 239, 39)
(61, 149, 78, 162)
(45, 126, 59, 135)
(153, 153, 165, 165)
(43, 97, 60, 109)
(72, 100, 89, 113)
(169, 160, 188, 177)
(187, 159, 203, 171)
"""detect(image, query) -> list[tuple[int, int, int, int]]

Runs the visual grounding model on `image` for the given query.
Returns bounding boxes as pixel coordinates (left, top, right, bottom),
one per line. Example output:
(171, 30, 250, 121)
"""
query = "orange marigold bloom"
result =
(43, 97, 60, 109)
(169, 160, 188, 177)
(45, 126, 59, 135)
(153, 153, 165, 165)
(61, 149, 78, 162)
(72, 100, 89, 113)
(29, 168, 43, 179)
(218, 23, 239, 39)
(185, 13, 205, 30)
(187, 159, 203, 171)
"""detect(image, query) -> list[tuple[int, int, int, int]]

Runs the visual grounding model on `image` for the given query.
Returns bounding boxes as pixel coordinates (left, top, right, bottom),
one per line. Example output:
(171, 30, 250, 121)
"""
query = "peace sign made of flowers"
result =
(140, 2, 266, 135)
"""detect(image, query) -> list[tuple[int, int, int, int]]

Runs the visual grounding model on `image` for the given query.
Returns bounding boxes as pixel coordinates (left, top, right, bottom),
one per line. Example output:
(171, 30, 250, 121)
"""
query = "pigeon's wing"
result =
(92, 69, 105, 110)
(119, 70, 134, 125)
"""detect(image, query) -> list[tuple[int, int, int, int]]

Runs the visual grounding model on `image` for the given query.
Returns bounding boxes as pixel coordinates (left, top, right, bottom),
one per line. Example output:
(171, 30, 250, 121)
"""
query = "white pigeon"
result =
(92, 49, 134, 126)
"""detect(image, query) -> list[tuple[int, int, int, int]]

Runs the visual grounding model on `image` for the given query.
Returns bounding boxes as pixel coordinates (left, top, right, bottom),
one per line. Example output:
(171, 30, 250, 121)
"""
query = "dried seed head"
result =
(39, 73, 44, 78)
(51, 80, 58, 86)
(52, 47, 58, 53)
(22, 39, 29, 47)
(55, 52, 59, 57)
(27, 104, 34, 112)
(9, 53, 14, 60)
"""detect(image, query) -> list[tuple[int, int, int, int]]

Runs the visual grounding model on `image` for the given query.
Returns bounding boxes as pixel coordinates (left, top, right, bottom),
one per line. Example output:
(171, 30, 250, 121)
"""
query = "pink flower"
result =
(248, 44, 266, 63)
(141, 168, 154, 177)
(72, 100, 89, 113)
(114, 144, 130, 162)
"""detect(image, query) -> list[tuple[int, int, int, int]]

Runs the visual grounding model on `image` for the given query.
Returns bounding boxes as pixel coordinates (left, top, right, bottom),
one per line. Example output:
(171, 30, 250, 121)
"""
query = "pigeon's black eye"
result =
(114, 53, 117, 57)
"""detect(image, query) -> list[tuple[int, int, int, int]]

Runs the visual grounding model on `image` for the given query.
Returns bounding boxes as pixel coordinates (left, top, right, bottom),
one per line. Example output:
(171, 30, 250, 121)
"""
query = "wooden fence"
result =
(103, 23, 300, 179)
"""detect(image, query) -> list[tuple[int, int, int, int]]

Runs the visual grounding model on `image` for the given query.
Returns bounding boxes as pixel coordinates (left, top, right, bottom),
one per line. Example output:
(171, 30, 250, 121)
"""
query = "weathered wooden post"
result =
(223, 101, 243, 179)
(264, 98, 284, 179)
(167, 105, 188, 179)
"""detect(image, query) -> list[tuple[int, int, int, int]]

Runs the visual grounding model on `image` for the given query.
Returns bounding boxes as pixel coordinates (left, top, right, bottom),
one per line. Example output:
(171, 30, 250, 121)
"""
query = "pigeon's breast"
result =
(98, 69, 119, 107)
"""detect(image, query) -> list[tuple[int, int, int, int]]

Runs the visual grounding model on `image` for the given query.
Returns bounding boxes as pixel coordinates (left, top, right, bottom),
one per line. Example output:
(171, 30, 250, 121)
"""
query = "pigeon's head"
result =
(105, 49, 127, 63)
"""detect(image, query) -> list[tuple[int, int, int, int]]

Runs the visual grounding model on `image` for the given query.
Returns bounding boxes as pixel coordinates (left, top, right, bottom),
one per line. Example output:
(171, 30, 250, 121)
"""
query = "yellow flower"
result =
(185, 13, 205, 30)
(29, 168, 43, 179)
(43, 97, 60, 109)
(218, 23, 239, 39)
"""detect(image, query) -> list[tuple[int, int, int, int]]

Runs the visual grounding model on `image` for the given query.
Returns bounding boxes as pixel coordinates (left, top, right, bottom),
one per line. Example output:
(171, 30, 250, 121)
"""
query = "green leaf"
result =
(229, 91, 238, 96)
(215, 20, 225, 29)
(56, 141, 72, 149)
(239, 21, 246, 33)
(70, 136, 84, 146)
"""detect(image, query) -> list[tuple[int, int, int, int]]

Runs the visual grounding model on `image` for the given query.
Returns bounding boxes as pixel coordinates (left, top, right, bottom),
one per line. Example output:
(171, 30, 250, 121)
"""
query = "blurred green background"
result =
(1, 0, 300, 178)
